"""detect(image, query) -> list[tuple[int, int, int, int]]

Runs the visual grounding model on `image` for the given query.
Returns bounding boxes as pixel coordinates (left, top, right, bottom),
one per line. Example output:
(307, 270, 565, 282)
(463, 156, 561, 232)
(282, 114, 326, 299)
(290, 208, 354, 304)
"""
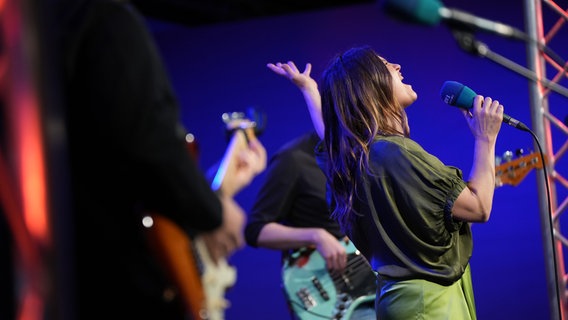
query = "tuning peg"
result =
(502, 150, 513, 162)
(515, 148, 525, 157)
(495, 155, 502, 166)
(245, 106, 267, 137)
(221, 111, 245, 124)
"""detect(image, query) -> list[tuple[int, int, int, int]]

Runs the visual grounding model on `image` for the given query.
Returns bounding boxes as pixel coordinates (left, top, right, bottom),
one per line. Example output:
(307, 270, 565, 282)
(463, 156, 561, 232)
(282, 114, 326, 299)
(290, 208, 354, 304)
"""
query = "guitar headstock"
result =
(222, 107, 266, 142)
(495, 149, 546, 187)
(211, 108, 267, 196)
(222, 111, 257, 142)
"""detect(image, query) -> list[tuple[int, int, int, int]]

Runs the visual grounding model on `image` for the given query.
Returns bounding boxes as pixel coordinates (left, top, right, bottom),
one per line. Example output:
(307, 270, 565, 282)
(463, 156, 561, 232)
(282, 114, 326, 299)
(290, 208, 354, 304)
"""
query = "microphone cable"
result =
(518, 127, 559, 320)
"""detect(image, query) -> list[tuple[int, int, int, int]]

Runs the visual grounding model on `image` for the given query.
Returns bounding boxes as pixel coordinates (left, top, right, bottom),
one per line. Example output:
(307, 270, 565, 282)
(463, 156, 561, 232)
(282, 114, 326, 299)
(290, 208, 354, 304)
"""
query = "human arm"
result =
(70, 0, 261, 268)
(204, 130, 267, 262)
(267, 61, 324, 139)
(257, 223, 347, 271)
(72, 1, 230, 232)
(201, 194, 247, 263)
(452, 95, 503, 222)
(244, 136, 346, 271)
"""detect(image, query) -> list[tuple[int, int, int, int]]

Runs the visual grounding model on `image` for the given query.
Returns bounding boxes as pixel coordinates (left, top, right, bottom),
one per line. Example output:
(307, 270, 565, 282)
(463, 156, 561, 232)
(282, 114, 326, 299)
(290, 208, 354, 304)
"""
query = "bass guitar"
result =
(282, 238, 376, 320)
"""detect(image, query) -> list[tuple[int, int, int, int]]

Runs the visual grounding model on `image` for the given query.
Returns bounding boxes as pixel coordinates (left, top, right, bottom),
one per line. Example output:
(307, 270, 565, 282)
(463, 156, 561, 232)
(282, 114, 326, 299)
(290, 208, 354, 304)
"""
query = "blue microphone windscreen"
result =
(382, 0, 443, 25)
(440, 81, 477, 109)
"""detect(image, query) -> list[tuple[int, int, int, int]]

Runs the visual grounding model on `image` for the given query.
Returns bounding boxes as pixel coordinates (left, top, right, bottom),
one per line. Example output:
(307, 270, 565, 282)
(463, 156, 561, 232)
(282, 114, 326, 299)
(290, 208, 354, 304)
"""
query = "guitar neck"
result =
(211, 126, 256, 198)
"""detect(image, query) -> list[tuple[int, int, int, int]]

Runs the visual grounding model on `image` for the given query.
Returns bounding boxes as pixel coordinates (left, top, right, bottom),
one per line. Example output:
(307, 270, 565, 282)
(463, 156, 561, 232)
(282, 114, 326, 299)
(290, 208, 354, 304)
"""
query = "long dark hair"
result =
(320, 46, 409, 230)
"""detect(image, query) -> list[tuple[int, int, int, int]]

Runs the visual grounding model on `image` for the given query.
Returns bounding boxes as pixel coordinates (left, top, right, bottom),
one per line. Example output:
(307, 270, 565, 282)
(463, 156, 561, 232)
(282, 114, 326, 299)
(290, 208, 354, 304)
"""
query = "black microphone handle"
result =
(502, 114, 530, 132)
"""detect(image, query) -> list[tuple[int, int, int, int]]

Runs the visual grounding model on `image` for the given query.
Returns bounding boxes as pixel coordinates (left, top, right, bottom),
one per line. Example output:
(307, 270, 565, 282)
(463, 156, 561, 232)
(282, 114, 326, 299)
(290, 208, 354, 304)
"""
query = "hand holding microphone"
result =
(461, 92, 504, 142)
(440, 81, 530, 132)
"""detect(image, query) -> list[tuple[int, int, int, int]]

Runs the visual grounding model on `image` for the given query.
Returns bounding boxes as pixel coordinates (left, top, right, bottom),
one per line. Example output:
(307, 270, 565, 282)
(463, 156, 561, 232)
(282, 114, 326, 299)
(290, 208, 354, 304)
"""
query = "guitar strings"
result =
(330, 255, 372, 284)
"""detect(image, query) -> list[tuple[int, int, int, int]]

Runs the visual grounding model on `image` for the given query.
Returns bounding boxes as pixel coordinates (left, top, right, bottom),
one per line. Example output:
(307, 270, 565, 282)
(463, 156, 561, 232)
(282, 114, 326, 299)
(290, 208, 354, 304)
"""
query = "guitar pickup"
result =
(296, 288, 317, 310)
(311, 277, 330, 301)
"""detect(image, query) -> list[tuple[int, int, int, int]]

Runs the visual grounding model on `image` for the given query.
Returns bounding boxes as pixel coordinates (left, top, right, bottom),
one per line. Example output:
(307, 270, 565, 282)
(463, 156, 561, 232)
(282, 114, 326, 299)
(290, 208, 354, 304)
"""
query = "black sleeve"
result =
(244, 150, 300, 247)
(66, 0, 223, 232)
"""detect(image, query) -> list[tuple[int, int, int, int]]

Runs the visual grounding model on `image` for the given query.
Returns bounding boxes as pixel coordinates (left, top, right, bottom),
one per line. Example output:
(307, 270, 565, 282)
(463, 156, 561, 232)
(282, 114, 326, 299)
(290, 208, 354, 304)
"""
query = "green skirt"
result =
(376, 264, 476, 320)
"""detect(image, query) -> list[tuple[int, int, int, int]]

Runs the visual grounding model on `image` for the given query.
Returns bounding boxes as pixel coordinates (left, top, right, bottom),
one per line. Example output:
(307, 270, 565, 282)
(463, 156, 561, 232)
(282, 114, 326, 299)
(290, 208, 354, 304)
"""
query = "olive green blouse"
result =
(345, 135, 472, 285)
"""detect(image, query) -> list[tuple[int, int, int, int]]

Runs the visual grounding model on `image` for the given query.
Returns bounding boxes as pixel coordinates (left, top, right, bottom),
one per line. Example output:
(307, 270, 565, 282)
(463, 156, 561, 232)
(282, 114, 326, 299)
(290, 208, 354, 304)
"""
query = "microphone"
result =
(381, 0, 527, 40)
(439, 81, 530, 132)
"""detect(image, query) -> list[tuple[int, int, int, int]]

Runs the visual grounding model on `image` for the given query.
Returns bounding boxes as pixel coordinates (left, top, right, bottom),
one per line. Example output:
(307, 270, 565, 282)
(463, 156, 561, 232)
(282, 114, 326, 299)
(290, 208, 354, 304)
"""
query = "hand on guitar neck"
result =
(206, 112, 267, 263)
(196, 111, 266, 320)
(211, 123, 266, 199)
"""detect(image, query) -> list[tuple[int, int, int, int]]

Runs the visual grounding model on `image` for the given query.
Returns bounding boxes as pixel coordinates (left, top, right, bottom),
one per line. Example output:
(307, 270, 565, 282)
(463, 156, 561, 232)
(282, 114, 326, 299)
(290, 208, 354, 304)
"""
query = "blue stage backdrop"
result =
(147, 1, 567, 319)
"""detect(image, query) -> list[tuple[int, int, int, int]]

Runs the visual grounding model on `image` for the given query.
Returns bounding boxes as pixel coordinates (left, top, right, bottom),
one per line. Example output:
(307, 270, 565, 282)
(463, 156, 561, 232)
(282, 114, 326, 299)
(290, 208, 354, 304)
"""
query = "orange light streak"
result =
(16, 92, 50, 246)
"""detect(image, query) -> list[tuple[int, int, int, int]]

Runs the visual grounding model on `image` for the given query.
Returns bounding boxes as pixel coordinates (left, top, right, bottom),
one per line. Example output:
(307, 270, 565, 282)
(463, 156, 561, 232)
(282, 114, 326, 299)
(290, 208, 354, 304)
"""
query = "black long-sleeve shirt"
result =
(245, 132, 343, 248)
(61, 0, 222, 317)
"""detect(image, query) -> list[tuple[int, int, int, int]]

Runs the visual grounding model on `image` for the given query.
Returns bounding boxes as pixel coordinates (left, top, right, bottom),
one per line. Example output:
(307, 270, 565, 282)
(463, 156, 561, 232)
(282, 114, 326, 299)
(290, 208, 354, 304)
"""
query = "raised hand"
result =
(267, 61, 324, 139)
(267, 61, 318, 93)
